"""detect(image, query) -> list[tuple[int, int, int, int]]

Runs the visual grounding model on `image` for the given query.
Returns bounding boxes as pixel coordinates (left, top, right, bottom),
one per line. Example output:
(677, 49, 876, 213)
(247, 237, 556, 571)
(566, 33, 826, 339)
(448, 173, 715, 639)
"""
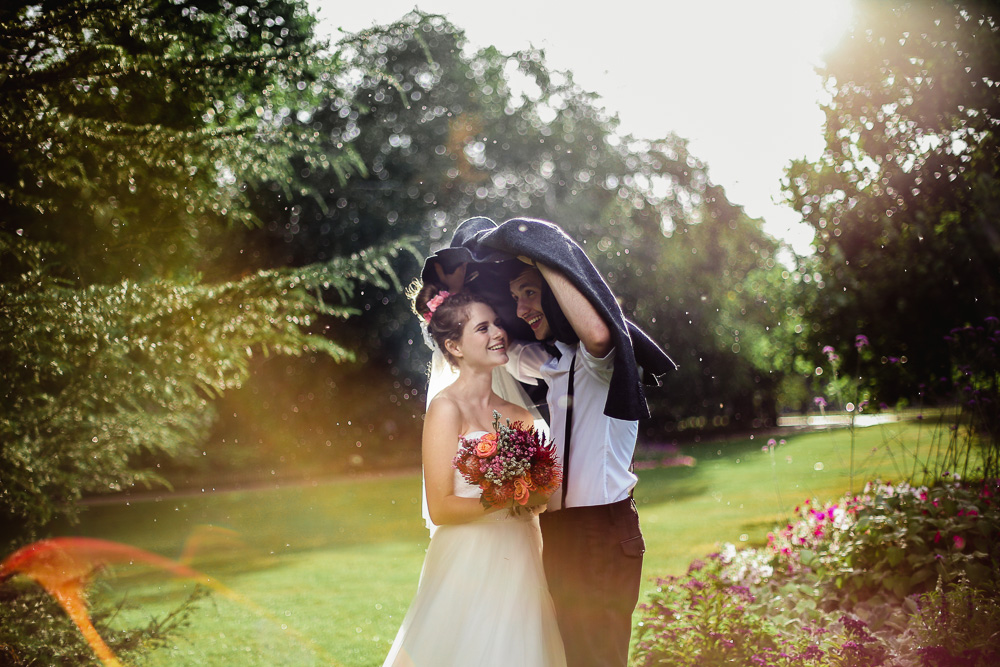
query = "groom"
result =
(423, 217, 675, 665)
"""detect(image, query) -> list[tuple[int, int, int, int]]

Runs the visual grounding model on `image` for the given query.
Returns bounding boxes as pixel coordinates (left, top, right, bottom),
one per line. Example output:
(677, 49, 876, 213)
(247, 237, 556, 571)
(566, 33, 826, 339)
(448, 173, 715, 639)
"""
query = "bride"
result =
(382, 285, 566, 667)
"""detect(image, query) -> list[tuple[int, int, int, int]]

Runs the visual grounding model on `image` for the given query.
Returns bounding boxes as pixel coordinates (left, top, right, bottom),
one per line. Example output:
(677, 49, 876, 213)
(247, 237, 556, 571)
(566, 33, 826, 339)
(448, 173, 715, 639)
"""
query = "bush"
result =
(837, 479, 1000, 601)
(901, 578, 1000, 667)
(0, 579, 207, 666)
(634, 478, 1000, 666)
(633, 554, 889, 667)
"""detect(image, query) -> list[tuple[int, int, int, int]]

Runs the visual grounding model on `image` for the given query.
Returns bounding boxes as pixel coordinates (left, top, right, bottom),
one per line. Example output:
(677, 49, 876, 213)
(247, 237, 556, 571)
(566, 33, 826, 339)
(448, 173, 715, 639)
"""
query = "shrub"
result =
(0, 579, 207, 666)
(634, 478, 1000, 666)
(632, 554, 889, 667)
(836, 479, 1000, 602)
(901, 578, 1000, 667)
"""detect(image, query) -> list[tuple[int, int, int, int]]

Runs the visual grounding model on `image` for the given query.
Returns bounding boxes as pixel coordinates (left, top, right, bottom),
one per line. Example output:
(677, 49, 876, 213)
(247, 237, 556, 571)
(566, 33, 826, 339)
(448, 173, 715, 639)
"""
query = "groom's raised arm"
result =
(535, 262, 612, 359)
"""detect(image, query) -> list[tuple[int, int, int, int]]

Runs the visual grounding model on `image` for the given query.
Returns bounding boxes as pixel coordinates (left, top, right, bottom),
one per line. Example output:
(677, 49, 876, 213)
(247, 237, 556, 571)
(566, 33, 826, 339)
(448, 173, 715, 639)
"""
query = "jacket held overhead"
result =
(421, 216, 676, 421)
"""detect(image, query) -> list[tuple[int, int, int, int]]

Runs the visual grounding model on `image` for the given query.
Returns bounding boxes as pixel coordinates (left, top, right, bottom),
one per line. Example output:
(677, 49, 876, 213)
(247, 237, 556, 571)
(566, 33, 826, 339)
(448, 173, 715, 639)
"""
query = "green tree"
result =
(237, 12, 794, 431)
(784, 0, 1000, 402)
(0, 0, 405, 546)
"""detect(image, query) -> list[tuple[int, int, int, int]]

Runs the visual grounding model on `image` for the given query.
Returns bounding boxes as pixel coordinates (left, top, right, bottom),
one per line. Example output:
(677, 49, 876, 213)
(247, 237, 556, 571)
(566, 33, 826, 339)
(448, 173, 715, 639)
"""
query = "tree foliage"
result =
(0, 0, 406, 545)
(784, 0, 1000, 401)
(238, 12, 793, 430)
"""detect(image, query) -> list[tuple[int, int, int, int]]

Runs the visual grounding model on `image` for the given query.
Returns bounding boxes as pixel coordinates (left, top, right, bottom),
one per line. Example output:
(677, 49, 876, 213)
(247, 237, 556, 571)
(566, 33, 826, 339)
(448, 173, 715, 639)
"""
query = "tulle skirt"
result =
(382, 512, 566, 667)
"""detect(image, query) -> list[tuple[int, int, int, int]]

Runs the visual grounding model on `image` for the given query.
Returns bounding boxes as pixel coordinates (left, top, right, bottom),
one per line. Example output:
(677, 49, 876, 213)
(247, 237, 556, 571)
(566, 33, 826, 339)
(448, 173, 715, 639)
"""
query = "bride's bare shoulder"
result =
(425, 393, 465, 440)
(427, 391, 460, 417)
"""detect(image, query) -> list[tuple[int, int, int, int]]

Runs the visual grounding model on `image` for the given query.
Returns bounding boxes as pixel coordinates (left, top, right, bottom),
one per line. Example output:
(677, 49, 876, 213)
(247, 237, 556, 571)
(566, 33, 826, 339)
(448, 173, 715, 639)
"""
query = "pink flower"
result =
(953, 535, 966, 550)
(422, 290, 451, 322)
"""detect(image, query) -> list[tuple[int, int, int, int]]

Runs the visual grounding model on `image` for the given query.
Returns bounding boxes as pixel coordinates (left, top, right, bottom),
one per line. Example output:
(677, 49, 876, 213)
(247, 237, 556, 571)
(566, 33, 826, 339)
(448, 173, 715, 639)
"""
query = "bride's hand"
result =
(523, 490, 551, 511)
(434, 261, 467, 294)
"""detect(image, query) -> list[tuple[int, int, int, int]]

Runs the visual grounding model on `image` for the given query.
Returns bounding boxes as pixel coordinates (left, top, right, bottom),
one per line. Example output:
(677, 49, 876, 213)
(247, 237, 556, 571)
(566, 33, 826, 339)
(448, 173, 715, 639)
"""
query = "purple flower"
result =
(814, 396, 828, 408)
(855, 334, 869, 349)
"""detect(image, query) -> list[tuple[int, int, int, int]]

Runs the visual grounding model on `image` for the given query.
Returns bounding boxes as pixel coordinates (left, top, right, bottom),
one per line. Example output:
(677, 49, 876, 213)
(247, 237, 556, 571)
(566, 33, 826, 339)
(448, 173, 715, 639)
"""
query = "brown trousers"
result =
(539, 498, 645, 666)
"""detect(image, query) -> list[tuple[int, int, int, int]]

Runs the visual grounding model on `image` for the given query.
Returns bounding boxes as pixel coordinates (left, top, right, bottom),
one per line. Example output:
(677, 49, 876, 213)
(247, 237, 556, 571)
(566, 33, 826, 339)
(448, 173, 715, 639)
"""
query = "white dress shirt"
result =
(506, 340, 639, 509)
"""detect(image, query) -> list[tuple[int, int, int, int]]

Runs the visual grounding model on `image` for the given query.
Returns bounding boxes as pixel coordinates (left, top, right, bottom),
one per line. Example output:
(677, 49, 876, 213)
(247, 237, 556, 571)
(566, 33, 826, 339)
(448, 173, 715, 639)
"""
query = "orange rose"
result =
(513, 477, 531, 505)
(474, 432, 498, 458)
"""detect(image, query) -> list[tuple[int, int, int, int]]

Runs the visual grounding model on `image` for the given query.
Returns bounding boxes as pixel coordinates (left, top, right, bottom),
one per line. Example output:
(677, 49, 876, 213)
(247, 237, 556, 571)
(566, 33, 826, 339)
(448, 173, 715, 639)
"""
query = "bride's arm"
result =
(423, 396, 502, 525)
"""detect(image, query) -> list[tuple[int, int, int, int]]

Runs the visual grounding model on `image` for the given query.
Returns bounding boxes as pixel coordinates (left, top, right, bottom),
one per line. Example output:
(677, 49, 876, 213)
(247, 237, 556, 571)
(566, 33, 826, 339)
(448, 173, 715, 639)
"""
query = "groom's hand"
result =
(433, 261, 467, 294)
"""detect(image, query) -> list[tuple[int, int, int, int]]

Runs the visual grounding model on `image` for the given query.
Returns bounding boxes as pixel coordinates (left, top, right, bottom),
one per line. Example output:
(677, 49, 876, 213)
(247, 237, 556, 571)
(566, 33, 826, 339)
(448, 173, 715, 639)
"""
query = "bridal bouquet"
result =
(454, 411, 562, 514)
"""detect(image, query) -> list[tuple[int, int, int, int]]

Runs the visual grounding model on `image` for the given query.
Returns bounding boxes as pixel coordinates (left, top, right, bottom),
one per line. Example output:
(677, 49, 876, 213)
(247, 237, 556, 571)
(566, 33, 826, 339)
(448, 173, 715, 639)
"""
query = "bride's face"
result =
(447, 302, 508, 369)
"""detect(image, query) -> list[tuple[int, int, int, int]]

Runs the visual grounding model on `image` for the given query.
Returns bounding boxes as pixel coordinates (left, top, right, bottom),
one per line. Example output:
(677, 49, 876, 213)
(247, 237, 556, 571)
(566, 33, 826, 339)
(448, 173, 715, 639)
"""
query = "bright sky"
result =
(312, 1, 855, 255)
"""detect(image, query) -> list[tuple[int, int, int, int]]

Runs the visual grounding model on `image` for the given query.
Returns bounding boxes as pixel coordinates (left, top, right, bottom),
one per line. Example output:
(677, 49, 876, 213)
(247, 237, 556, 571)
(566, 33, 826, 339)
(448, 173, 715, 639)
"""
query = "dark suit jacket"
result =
(421, 216, 676, 421)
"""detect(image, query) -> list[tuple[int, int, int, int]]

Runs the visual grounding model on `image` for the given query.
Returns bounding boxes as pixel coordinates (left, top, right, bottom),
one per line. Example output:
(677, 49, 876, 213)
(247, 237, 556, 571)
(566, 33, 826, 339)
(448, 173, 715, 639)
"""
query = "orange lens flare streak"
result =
(1, 535, 340, 667)
(1, 537, 209, 667)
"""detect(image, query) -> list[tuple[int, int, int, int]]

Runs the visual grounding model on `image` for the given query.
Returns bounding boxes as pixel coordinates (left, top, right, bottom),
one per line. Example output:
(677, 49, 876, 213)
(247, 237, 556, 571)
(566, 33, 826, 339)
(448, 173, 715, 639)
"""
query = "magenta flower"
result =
(953, 535, 966, 550)
(855, 334, 869, 349)
(814, 396, 828, 409)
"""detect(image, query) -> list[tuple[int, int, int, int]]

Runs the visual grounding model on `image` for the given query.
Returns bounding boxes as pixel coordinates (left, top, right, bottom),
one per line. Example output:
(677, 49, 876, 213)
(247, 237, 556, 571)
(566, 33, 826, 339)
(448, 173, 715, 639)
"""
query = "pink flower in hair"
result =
(423, 291, 451, 323)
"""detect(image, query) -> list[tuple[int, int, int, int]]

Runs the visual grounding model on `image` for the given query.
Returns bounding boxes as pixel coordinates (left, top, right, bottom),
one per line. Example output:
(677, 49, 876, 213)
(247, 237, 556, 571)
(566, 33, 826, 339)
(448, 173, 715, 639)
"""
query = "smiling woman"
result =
(379, 284, 566, 666)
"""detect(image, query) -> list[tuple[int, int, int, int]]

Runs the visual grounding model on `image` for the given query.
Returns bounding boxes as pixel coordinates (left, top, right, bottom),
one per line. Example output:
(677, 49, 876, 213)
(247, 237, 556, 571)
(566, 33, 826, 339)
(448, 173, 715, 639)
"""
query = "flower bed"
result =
(633, 478, 1000, 666)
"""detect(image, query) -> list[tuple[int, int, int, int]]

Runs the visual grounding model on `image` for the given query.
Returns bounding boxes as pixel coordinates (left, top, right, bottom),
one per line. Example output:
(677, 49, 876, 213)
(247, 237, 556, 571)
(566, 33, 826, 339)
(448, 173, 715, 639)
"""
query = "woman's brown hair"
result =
(411, 282, 495, 366)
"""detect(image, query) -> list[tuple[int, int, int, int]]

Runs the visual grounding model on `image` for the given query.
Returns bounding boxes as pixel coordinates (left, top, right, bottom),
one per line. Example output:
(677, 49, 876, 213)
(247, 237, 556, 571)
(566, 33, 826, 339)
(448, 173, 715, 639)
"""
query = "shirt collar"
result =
(542, 340, 576, 373)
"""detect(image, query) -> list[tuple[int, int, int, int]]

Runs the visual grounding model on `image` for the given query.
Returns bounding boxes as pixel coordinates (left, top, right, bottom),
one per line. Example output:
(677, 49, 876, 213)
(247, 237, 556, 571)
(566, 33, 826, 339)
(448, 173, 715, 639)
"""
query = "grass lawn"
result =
(44, 419, 937, 666)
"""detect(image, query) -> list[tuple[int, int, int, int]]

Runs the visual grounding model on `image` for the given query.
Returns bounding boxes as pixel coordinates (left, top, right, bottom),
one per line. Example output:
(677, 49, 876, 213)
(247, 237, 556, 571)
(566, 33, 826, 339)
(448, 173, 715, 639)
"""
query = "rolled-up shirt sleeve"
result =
(579, 344, 615, 383)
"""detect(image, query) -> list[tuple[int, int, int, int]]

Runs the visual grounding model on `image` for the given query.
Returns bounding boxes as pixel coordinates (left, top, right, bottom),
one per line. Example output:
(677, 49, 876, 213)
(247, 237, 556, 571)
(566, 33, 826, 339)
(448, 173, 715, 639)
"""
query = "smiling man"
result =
(504, 259, 642, 666)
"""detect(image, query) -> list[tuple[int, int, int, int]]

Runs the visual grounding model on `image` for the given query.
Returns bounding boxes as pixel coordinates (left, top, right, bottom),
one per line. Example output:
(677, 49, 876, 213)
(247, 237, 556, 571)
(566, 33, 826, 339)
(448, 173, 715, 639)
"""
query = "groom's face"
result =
(509, 268, 552, 341)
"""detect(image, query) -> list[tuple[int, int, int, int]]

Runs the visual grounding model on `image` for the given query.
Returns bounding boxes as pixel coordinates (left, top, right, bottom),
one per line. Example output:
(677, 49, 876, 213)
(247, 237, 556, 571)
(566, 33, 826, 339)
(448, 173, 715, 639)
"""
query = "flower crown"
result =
(423, 290, 451, 323)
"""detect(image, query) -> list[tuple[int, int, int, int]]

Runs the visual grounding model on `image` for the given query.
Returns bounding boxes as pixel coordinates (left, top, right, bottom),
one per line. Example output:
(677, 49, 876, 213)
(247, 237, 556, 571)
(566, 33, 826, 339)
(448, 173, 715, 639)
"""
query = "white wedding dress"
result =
(381, 431, 566, 667)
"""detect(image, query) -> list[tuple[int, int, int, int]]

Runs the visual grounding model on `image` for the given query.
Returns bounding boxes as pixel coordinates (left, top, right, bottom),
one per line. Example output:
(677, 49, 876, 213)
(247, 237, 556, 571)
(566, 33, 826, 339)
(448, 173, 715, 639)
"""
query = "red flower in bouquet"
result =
(454, 411, 562, 514)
